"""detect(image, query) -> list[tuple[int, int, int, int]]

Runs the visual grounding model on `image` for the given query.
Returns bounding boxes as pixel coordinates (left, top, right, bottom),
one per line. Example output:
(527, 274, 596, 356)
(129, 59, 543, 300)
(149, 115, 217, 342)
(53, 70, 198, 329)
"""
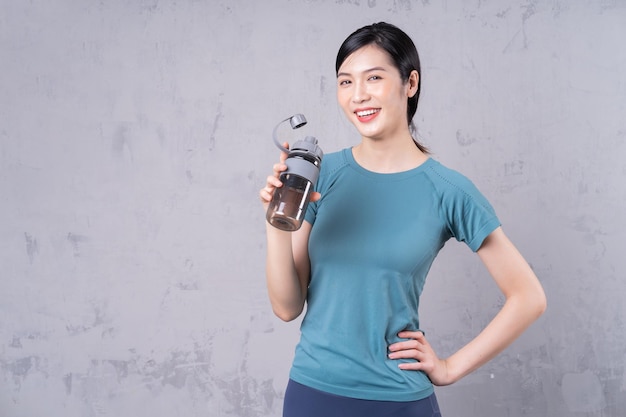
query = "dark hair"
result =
(336, 22, 427, 153)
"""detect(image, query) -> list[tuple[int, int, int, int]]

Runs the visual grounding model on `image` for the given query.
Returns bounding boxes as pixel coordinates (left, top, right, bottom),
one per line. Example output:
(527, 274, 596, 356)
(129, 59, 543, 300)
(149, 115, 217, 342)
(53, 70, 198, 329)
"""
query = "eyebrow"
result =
(336, 66, 388, 78)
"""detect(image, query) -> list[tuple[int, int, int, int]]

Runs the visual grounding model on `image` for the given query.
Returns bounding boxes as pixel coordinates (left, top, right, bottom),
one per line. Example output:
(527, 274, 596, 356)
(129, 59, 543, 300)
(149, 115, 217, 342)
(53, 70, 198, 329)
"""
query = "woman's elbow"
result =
(510, 283, 547, 321)
(272, 305, 303, 322)
(536, 288, 547, 317)
(528, 285, 547, 319)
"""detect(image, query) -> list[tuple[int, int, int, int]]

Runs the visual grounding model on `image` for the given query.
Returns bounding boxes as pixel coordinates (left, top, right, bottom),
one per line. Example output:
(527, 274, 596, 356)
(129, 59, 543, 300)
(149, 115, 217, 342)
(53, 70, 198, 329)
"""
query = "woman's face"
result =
(336, 44, 417, 142)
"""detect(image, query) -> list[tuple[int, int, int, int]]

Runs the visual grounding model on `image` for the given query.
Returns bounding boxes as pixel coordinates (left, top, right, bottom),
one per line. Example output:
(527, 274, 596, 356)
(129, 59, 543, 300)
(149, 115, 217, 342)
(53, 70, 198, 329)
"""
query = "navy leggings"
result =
(283, 379, 442, 417)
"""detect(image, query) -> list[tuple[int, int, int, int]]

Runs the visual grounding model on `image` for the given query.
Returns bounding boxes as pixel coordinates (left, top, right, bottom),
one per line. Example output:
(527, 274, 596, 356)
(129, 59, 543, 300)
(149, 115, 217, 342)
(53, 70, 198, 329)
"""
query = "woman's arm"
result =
(388, 227, 547, 385)
(264, 221, 312, 321)
(259, 148, 317, 322)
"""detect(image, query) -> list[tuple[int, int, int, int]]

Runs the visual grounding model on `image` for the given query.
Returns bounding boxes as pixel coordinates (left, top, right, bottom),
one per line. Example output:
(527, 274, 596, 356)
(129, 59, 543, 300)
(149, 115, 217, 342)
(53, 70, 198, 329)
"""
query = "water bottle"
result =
(266, 114, 323, 231)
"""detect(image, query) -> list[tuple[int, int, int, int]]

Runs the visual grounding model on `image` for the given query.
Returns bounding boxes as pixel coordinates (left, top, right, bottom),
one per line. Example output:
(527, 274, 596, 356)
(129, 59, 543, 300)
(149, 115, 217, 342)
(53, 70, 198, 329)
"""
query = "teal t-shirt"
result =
(289, 148, 501, 402)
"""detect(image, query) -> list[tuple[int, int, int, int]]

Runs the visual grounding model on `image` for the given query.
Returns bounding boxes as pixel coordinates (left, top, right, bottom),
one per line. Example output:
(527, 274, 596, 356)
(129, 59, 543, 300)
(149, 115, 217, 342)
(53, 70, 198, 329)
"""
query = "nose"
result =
(352, 81, 369, 103)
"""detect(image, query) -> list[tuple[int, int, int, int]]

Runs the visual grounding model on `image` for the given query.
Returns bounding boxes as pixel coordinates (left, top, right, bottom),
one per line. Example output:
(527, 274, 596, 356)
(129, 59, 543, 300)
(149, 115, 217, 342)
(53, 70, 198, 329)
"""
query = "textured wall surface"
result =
(1, 1, 625, 416)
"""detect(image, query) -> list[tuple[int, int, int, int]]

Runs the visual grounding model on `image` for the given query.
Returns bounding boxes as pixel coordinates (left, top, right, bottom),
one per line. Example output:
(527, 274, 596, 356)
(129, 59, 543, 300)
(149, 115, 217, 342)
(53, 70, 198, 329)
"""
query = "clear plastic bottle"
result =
(266, 135, 323, 231)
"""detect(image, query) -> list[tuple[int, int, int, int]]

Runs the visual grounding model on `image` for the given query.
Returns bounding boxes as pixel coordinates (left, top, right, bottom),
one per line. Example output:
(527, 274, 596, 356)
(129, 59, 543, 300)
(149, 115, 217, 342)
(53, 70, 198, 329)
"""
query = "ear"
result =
(407, 70, 419, 98)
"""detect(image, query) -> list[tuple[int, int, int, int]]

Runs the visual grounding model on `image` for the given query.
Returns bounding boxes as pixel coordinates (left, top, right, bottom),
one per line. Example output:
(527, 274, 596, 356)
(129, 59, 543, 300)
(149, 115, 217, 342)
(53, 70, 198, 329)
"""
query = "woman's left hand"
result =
(388, 331, 455, 386)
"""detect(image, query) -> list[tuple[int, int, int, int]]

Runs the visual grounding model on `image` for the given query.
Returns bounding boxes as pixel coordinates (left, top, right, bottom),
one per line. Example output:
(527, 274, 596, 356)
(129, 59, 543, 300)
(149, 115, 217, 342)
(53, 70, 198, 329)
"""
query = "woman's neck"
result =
(352, 135, 428, 174)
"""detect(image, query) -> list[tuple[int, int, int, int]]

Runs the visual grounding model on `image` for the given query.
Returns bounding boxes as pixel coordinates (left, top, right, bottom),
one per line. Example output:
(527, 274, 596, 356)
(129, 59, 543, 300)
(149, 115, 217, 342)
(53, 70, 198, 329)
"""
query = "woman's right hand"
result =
(259, 142, 290, 212)
(259, 142, 321, 213)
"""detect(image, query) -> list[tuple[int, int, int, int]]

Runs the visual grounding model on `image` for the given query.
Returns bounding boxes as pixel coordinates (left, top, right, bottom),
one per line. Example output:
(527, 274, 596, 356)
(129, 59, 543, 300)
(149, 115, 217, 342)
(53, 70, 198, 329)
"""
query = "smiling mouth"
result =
(355, 109, 380, 117)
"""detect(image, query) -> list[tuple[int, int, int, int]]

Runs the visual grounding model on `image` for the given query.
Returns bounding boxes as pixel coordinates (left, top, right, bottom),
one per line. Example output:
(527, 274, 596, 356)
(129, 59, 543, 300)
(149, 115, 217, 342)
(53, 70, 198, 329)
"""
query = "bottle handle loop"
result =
(272, 114, 308, 153)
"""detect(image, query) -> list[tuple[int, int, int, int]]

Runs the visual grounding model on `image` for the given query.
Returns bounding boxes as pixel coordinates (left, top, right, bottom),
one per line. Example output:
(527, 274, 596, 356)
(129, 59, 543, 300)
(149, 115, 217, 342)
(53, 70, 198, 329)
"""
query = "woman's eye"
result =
(339, 79, 351, 86)
(368, 75, 381, 81)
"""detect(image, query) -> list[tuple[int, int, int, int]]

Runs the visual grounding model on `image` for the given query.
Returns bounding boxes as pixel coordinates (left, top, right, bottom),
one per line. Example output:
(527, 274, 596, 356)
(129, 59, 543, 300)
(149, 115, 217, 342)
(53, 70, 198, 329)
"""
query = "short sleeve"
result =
(303, 150, 346, 226)
(438, 172, 501, 252)
(304, 195, 318, 225)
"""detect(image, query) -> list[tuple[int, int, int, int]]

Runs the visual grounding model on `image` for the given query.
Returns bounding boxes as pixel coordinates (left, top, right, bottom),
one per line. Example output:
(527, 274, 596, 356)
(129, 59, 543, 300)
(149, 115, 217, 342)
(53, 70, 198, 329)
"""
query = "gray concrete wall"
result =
(1, 0, 625, 416)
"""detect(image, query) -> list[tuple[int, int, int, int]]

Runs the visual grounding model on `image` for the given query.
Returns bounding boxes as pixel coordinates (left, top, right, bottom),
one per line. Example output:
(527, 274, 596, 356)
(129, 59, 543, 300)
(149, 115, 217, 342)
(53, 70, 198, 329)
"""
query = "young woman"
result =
(259, 22, 546, 417)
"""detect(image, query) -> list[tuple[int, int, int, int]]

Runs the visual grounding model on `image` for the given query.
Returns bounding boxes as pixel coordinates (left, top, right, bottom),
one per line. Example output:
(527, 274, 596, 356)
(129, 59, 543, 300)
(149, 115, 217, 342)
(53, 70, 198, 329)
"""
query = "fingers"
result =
(398, 330, 426, 341)
(260, 142, 322, 208)
(259, 152, 289, 206)
(272, 160, 287, 174)
(388, 331, 453, 385)
(310, 191, 322, 203)
(259, 174, 282, 203)
(279, 142, 289, 163)
(259, 185, 275, 204)
(388, 340, 425, 360)
(388, 347, 427, 362)
(388, 331, 437, 371)
(388, 331, 426, 352)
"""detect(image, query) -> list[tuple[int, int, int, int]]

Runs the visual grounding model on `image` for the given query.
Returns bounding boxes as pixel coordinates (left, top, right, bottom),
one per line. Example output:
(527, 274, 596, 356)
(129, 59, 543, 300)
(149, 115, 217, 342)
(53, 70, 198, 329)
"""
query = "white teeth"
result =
(356, 109, 379, 117)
